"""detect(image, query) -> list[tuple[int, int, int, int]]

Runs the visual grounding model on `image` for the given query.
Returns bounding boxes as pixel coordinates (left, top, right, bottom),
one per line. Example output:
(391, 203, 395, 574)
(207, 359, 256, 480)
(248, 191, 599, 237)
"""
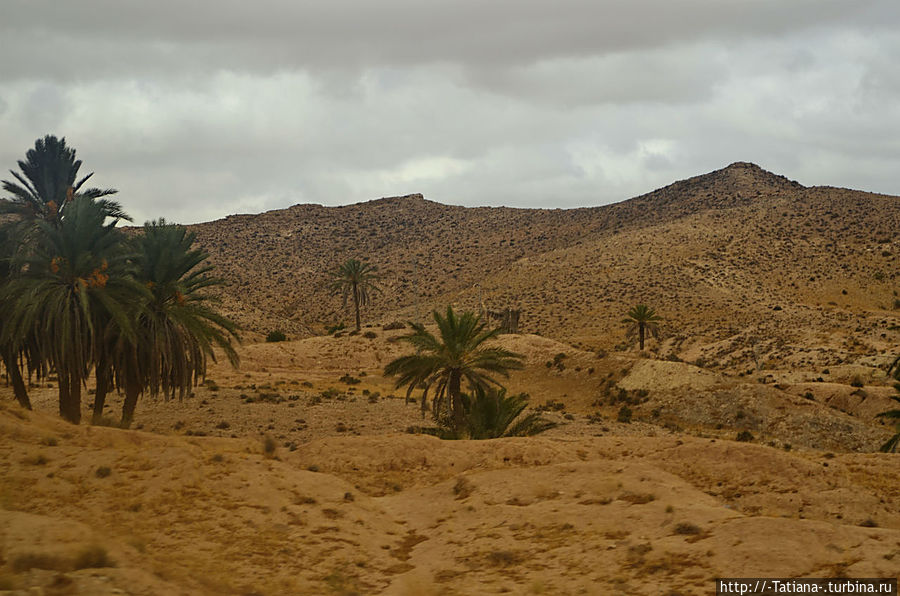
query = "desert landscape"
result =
(2, 159, 900, 595)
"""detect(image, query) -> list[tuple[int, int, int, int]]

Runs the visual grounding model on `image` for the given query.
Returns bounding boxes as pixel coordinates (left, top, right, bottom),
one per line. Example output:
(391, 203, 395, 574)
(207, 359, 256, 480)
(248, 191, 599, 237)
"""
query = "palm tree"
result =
(877, 396, 900, 453)
(1, 135, 126, 223)
(113, 220, 240, 428)
(624, 304, 662, 351)
(0, 222, 34, 410)
(330, 259, 380, 331)
(1, 196, 142, 424)
(440, 386, 556, 440)
(384, 306, 524, 430)
(878, 358, 900, 452)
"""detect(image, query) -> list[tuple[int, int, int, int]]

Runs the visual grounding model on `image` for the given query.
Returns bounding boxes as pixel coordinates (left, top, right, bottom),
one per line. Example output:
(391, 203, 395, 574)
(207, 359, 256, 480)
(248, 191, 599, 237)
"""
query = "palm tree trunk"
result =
(2, 351, 31, 410)
(121, 383, 141, 429)
(92, 358, 110, 424)
(352, 282, 361, 331)
(448, 370, 465, 430)
(638, 323, 645, 350)
(59, 370, 82, 424)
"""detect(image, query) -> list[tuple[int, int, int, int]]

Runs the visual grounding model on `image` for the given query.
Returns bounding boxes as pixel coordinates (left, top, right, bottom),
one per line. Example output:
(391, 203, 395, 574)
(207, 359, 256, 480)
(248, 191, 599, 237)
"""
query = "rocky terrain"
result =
(2, 162, 900, 594)
(192, 162, 900, 376)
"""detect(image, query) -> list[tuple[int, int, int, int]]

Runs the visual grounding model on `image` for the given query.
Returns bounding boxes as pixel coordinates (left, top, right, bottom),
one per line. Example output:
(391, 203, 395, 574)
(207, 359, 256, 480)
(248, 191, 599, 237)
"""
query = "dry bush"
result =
(453, 477, 474, 500)
(73, 545, 115, 570)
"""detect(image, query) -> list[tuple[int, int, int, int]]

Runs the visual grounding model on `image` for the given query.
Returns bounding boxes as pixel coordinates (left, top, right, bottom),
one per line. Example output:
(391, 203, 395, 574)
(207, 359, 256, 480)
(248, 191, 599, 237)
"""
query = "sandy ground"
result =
(1, 333, 899, 595)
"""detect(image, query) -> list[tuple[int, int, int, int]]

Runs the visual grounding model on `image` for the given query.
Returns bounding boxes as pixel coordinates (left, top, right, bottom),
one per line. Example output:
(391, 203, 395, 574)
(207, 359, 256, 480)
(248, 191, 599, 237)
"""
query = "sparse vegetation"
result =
(266, 329, 287, 342)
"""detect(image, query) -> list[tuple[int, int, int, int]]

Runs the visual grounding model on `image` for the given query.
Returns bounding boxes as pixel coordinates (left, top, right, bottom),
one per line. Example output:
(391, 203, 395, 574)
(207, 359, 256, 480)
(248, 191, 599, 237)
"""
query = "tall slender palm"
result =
(330, 259, 380, 331)
(624, 304, 662, 351)
(384, 306, 524, 430)
(112, 220, 240, 428)
(1, 135, 126, 223)
(1, 197, 141, 424)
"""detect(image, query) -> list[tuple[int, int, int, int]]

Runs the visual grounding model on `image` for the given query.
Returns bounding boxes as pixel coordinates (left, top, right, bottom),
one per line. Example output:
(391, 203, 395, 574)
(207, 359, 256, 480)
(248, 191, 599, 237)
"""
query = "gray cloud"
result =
(0, 1, 898, 224)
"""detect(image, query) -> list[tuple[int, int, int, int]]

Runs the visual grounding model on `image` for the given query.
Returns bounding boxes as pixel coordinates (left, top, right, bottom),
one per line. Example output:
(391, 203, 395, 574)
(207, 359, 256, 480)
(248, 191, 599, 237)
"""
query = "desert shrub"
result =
(326, 323, 346, 335)
(40, 436, 58, 447)
(22, 454, 48, 466)
(266, 329, 287, 343)
(486, 550, 521, 566)
(339, 374, 361, 385)
(216, 421, 230, 429)
(859, 518, 879, 528)
(363, 331, 377, 339)
(73, 545, 115, 570)
(535, 399, 565, 412)
(453, 477, 474, 499)
(735, 430, 754, 442)
(617, 405, 632, 423)
(95, 466, 112, 478)
(321, 387, 341, 399)
(382, 321, 405, 330)
(849, 375, 864, 388)
(262, 435, 277, 457)
(673, 522, 702, 535)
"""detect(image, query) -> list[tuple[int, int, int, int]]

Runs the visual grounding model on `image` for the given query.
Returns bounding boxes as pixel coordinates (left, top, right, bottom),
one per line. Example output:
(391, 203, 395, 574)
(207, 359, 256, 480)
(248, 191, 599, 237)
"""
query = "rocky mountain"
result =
(190, 162, 900, 372)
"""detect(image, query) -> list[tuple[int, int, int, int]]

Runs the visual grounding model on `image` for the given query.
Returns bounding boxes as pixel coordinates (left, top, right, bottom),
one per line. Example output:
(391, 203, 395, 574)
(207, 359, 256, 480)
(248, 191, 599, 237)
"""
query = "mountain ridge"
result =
(188, 162, 899, 374)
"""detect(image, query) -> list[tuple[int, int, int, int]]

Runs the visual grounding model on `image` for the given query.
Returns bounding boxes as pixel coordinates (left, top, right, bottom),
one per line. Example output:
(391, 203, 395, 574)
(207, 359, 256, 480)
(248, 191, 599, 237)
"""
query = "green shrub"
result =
(339, 374, 361, 385)
(617, 405, 632, 424)
(735, 430, 754, 442)
(266, 330, 287, 342)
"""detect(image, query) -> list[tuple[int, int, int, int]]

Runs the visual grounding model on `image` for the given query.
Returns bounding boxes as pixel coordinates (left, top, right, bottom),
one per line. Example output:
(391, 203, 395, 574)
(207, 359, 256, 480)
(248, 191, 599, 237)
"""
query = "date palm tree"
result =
(112, 220, 240, 428)
(878, 358, 900, 452)
(1, 196, 141, 423)
(1, 134, 126, 223)
(330, 258, 380, 331)
(624, 304, 662, 351)
(384, 306, 524, 430)
(441, 386, 556, 440)
(0, 222, 34, 410)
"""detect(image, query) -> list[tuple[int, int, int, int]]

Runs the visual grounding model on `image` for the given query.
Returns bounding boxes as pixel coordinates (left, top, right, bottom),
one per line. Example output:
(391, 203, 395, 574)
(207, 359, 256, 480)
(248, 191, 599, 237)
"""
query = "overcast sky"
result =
(1, 1, 899, 224)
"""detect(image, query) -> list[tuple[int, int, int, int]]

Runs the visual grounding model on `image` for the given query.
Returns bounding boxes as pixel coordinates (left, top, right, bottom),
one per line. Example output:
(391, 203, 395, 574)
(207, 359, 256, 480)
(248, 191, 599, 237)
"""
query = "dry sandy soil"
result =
(2, 331, 899, 595)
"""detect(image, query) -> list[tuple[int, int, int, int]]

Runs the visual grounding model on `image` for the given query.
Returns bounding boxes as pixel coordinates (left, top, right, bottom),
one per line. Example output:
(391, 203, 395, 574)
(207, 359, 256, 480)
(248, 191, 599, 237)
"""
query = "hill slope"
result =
(190, 162, 900, 371)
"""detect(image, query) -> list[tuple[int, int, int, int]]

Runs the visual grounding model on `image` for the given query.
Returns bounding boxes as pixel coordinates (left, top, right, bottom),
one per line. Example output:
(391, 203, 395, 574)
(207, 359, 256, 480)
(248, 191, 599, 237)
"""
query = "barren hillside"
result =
(191, 162, 900, 374)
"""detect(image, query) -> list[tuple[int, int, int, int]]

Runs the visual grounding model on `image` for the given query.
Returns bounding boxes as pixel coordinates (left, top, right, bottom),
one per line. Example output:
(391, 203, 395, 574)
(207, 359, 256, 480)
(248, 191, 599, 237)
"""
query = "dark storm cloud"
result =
(0, 0, 898, 224)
